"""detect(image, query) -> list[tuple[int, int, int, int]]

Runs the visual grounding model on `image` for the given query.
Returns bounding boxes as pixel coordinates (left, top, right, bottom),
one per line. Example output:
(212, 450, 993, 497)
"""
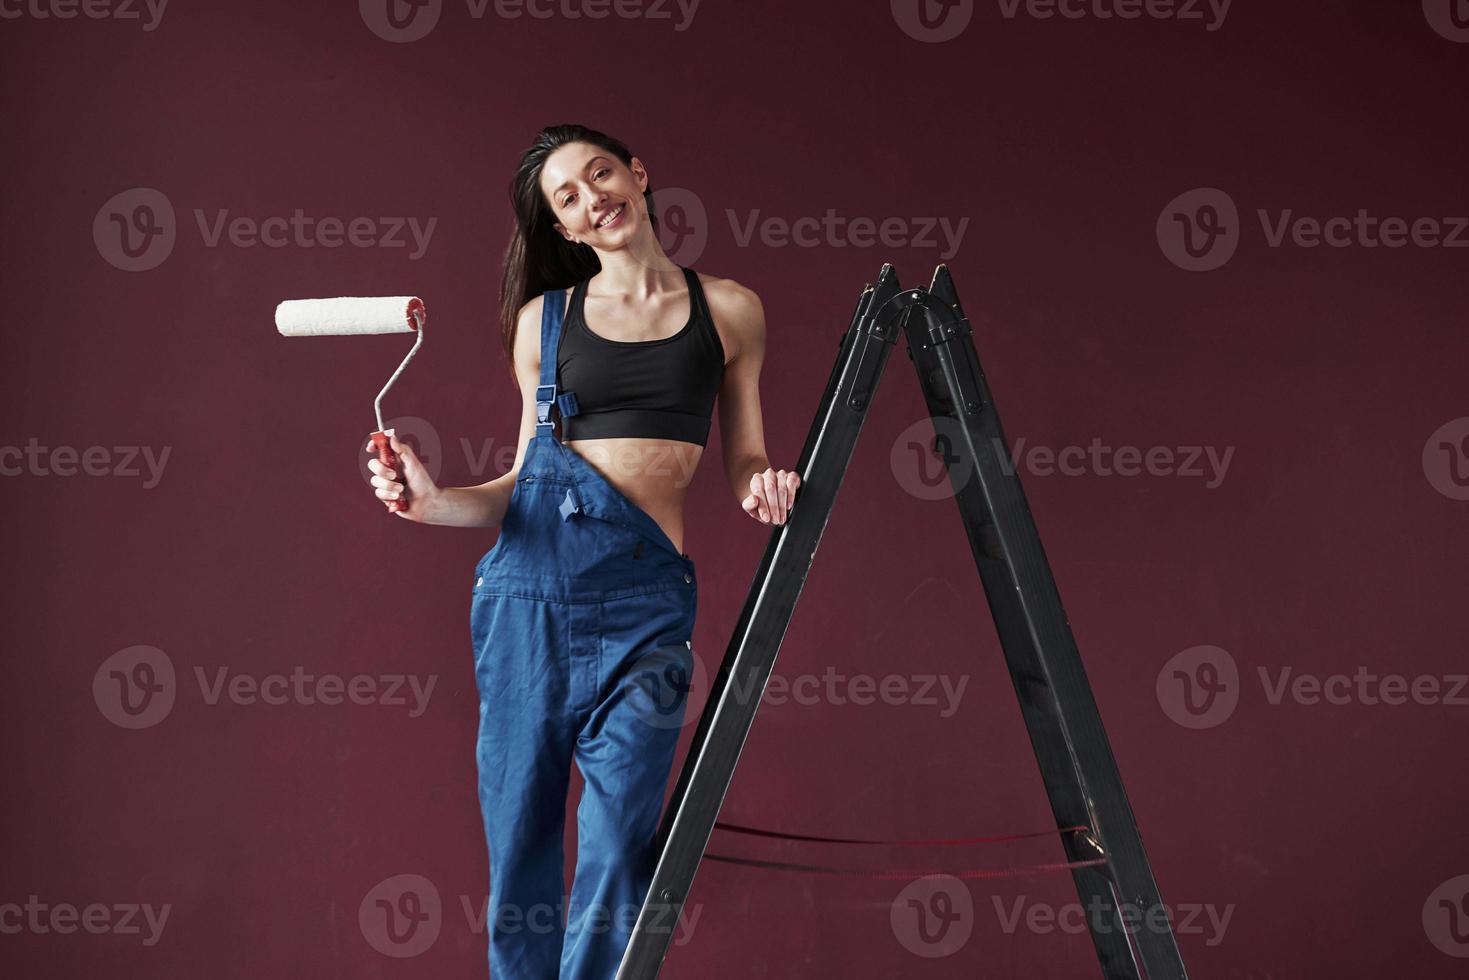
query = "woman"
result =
(365, 123, 800, 978)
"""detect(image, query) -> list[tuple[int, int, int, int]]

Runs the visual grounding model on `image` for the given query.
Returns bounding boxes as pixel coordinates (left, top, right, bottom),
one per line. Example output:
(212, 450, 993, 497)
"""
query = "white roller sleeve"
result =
(274, 296, 425, 336)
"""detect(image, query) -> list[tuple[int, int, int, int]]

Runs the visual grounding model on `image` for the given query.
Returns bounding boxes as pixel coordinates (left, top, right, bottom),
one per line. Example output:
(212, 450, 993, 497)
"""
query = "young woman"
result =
(365, 123, 800, 978)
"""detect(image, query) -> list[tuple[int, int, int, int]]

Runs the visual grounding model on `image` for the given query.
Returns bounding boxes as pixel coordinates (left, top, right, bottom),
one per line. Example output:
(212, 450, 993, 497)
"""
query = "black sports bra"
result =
(556, 267, 726, 447)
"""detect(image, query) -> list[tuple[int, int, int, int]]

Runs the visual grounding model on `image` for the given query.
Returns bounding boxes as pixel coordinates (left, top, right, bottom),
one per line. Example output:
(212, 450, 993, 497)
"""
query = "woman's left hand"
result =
(743, 467, 801, 526)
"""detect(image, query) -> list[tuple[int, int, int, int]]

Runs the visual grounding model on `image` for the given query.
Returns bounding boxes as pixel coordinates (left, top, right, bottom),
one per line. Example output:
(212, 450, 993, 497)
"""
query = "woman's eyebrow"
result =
(552, 156, 611, 194)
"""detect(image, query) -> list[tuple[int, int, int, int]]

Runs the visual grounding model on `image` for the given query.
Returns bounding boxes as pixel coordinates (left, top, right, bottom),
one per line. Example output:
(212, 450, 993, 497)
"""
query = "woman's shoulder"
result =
(694, 270, 762, 319)
(693, 270, 763, 362)
(511, 290, 565, 373)
(515, 288, 575, 332)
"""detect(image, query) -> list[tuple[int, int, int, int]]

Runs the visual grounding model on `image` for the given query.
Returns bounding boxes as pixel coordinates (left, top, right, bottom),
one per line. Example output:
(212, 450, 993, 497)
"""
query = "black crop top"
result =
(556, 267, 726, 447)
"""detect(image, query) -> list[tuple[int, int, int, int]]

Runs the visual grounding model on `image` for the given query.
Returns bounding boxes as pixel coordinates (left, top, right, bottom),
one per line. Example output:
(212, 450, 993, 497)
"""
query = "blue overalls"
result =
(469, 287, 698, 979)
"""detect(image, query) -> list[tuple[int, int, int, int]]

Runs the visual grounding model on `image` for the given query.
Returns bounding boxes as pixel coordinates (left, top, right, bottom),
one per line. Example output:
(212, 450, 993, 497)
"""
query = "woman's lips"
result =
(596, 204, 626, 230)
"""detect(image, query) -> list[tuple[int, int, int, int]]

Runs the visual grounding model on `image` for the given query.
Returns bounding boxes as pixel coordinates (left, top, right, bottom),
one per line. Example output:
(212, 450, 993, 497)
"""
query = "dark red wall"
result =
(3, 0, 1467, 976)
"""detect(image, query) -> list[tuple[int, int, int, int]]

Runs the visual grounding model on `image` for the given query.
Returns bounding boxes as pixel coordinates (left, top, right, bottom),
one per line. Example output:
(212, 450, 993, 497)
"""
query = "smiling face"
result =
(540, 142, 649, 249)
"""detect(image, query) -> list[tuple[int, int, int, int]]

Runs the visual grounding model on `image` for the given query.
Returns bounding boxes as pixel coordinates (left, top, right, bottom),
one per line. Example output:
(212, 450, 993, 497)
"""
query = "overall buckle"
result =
(535, 384, 557, 428)
(536, 384, 580, 429)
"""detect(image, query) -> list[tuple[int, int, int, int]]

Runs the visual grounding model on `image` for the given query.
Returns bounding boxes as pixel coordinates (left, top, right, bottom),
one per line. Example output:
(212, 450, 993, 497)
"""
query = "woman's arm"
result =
(369, 296, 543, 528)
(712, 281, 799, 524)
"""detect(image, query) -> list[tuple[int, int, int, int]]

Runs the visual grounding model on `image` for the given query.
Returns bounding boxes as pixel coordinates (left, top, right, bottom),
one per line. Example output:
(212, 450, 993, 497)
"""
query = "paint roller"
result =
(274, 296, 426, 513)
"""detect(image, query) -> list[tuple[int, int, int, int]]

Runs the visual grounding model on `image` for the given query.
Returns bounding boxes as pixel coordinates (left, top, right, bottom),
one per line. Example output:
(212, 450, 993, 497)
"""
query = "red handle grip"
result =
(370, 430, 407, 513)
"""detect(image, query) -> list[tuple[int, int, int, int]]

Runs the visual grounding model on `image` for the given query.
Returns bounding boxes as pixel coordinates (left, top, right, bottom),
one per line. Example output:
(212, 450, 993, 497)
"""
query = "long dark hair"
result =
(496, 124, 660, 381)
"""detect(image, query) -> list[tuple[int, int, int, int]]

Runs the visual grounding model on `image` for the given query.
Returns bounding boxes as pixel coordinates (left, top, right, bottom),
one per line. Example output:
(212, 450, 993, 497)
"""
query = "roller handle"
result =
(370, 429, 407, 513)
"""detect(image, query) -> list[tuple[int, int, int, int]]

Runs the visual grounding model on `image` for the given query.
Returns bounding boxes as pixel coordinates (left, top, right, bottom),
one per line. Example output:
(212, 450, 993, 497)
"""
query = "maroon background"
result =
(3, 0, 1467, 977)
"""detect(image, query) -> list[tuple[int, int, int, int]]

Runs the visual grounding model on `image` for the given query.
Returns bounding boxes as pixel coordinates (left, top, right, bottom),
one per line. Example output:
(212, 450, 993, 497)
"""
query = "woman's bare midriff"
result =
(559, 431, 703, 555)
(548, 279, 727, 555)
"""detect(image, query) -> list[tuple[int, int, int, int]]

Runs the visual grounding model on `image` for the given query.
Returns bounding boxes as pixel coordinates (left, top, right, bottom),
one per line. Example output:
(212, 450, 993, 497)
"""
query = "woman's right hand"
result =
(365, 430, 441, 522)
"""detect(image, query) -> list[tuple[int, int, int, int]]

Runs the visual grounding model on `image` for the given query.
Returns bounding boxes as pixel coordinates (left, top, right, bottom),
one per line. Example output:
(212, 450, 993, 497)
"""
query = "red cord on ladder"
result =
(701, 820, 1106, 881)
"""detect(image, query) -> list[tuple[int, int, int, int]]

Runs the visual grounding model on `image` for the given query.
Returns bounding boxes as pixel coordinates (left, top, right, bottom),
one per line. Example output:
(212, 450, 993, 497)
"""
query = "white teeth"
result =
(597, 205, 624, 228)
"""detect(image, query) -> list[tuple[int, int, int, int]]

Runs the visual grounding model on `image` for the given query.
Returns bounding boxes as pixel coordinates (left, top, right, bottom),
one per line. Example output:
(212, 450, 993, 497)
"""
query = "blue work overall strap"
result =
(534, 287, 584, 522)
(535, 287, 581, 431)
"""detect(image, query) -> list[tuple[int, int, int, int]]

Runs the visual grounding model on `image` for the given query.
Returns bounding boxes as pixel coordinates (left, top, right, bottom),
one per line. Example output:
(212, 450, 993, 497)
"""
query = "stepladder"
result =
(613, 264, 1191, 980)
